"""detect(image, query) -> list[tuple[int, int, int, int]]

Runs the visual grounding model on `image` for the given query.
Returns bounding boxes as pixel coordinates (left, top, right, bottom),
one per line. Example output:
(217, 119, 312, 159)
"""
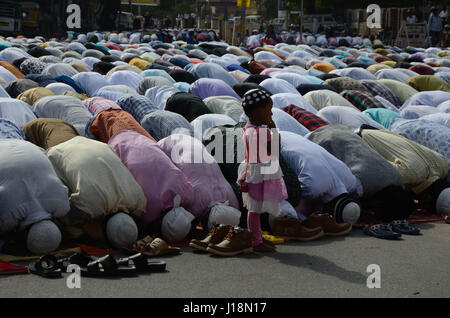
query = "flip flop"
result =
(29, 255, 62, 279)
(0, 260, 29, 275)
(118, 253, 166, 273)
(363, 223, 402, 240)
(390, 220, 421, 235)
(58, 253, 93, 272)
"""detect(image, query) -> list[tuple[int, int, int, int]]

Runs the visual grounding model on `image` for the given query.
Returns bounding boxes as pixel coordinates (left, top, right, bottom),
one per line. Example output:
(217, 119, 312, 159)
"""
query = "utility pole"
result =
(240, 6, 245, 45)
(299, 0, 303, 43)
(223, 1, 228, 42)
(196, 0, 199, 29)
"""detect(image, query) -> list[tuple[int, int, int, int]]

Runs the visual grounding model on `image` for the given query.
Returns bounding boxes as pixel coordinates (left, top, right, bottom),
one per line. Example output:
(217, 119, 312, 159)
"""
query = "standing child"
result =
(238, 89, 288, 252)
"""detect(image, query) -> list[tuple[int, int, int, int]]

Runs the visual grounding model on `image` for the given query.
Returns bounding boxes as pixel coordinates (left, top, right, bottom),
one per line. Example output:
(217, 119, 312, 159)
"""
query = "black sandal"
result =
(29, 255, 62, 279)
(58, 253, 93, 272)
(118, 253, 166, 273)
(84, 255, 136, 277)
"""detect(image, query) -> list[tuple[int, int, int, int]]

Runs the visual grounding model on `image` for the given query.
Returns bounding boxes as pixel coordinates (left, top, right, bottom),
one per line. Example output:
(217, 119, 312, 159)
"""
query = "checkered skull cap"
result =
(242, 89, 271, 109)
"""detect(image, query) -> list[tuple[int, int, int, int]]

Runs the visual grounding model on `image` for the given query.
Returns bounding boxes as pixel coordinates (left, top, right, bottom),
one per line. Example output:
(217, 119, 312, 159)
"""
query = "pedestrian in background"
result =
(428, 7, 443, 46)
(440, 5, 448, 25)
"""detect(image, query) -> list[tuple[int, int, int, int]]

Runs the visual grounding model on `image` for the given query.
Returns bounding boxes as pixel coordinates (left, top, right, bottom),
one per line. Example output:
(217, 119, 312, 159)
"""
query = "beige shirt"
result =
(47, 136, 147, 224)
(361, 130, 449, 194)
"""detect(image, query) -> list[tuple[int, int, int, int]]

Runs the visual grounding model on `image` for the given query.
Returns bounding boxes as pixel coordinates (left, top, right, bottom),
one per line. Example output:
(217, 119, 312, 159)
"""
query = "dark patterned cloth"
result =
(281, 105, 329, 132)
(324, 76, 369, 93)
(341, 90, 386, 111)
(20, 59, 48, 76)
(360, 80, 403, 107)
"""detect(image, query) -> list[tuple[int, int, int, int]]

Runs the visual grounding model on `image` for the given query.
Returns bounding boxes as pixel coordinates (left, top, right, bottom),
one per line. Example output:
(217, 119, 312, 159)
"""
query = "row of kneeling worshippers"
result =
(0, 33, 450, 254)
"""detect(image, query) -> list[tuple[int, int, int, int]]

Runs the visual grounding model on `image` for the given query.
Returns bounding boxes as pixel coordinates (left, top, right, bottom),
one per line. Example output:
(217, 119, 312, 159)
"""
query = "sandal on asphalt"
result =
(86, 254, 136, 277)
(125, 235, 154, 254)
(29, 255, 62, 279)
(118, 253, 166, 273)
(58, 253, 93, 272)
(363, 223, 402, 240)
(128, 237, 180, 257)
(390, 220, 421, 235)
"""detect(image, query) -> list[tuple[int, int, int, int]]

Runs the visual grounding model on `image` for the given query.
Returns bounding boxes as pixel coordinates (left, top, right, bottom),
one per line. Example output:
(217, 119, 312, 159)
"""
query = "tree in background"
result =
(96, 0, 121, 30)
(255, 0, 278, 20)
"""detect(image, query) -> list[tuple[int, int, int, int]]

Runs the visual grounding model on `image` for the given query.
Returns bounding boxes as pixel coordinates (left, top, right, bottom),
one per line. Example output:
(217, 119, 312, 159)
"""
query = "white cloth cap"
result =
(106, 212, 138, 248)
(436, 188, 450, 216)
(161, 195, 195, 243)
(27, 220, 62, 255)
(207, 201, 241, 230)
(77, 34, 87, 43)
(342, 202, 361, 225)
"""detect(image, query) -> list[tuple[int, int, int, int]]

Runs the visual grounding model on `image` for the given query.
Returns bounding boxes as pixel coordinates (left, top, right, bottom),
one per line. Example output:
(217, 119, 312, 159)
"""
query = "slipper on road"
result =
(29, 255, 62, 278)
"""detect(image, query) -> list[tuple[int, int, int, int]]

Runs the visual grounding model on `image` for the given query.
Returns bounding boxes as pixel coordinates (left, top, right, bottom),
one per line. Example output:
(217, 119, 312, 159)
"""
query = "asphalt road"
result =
(1, 221, 449, 298)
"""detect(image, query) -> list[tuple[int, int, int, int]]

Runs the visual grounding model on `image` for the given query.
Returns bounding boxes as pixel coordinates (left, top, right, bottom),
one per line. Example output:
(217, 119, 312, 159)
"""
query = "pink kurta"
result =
(157, 134, 240, 217)
(108, 130, 194, 223)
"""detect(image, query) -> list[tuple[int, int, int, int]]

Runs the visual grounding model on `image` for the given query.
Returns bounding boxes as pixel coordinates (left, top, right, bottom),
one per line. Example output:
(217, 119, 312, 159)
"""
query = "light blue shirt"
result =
(428, 14, 443, 32)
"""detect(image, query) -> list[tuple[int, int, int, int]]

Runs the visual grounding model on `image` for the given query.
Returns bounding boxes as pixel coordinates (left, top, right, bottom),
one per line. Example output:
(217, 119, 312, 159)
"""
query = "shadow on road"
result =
(265, 251, 367, 285)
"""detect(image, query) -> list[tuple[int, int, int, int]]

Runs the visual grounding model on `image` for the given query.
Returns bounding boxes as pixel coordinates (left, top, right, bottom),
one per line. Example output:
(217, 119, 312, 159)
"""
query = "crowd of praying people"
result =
(0, 27, 449, 273)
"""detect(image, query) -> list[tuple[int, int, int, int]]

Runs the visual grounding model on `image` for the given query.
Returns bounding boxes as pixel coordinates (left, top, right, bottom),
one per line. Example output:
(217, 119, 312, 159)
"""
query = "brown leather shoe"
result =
(305, 213, 352, 236)
(206, 227, 253, 256)
(445, 216, 450, 224)
(253, 242, 276, 253)
(189, 224, 232, 251)
(272, 217, 324, 241)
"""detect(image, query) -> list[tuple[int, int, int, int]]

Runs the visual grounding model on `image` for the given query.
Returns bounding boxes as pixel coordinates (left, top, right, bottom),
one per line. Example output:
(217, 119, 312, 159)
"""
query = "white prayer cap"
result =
(342, 202, 361, 225)
(207, 201, 241, 231)
(106, 212, 138, 248)
(27, 220, 62, 255)
(436, 188, 450, 216)
(161, 195, 195, 243)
